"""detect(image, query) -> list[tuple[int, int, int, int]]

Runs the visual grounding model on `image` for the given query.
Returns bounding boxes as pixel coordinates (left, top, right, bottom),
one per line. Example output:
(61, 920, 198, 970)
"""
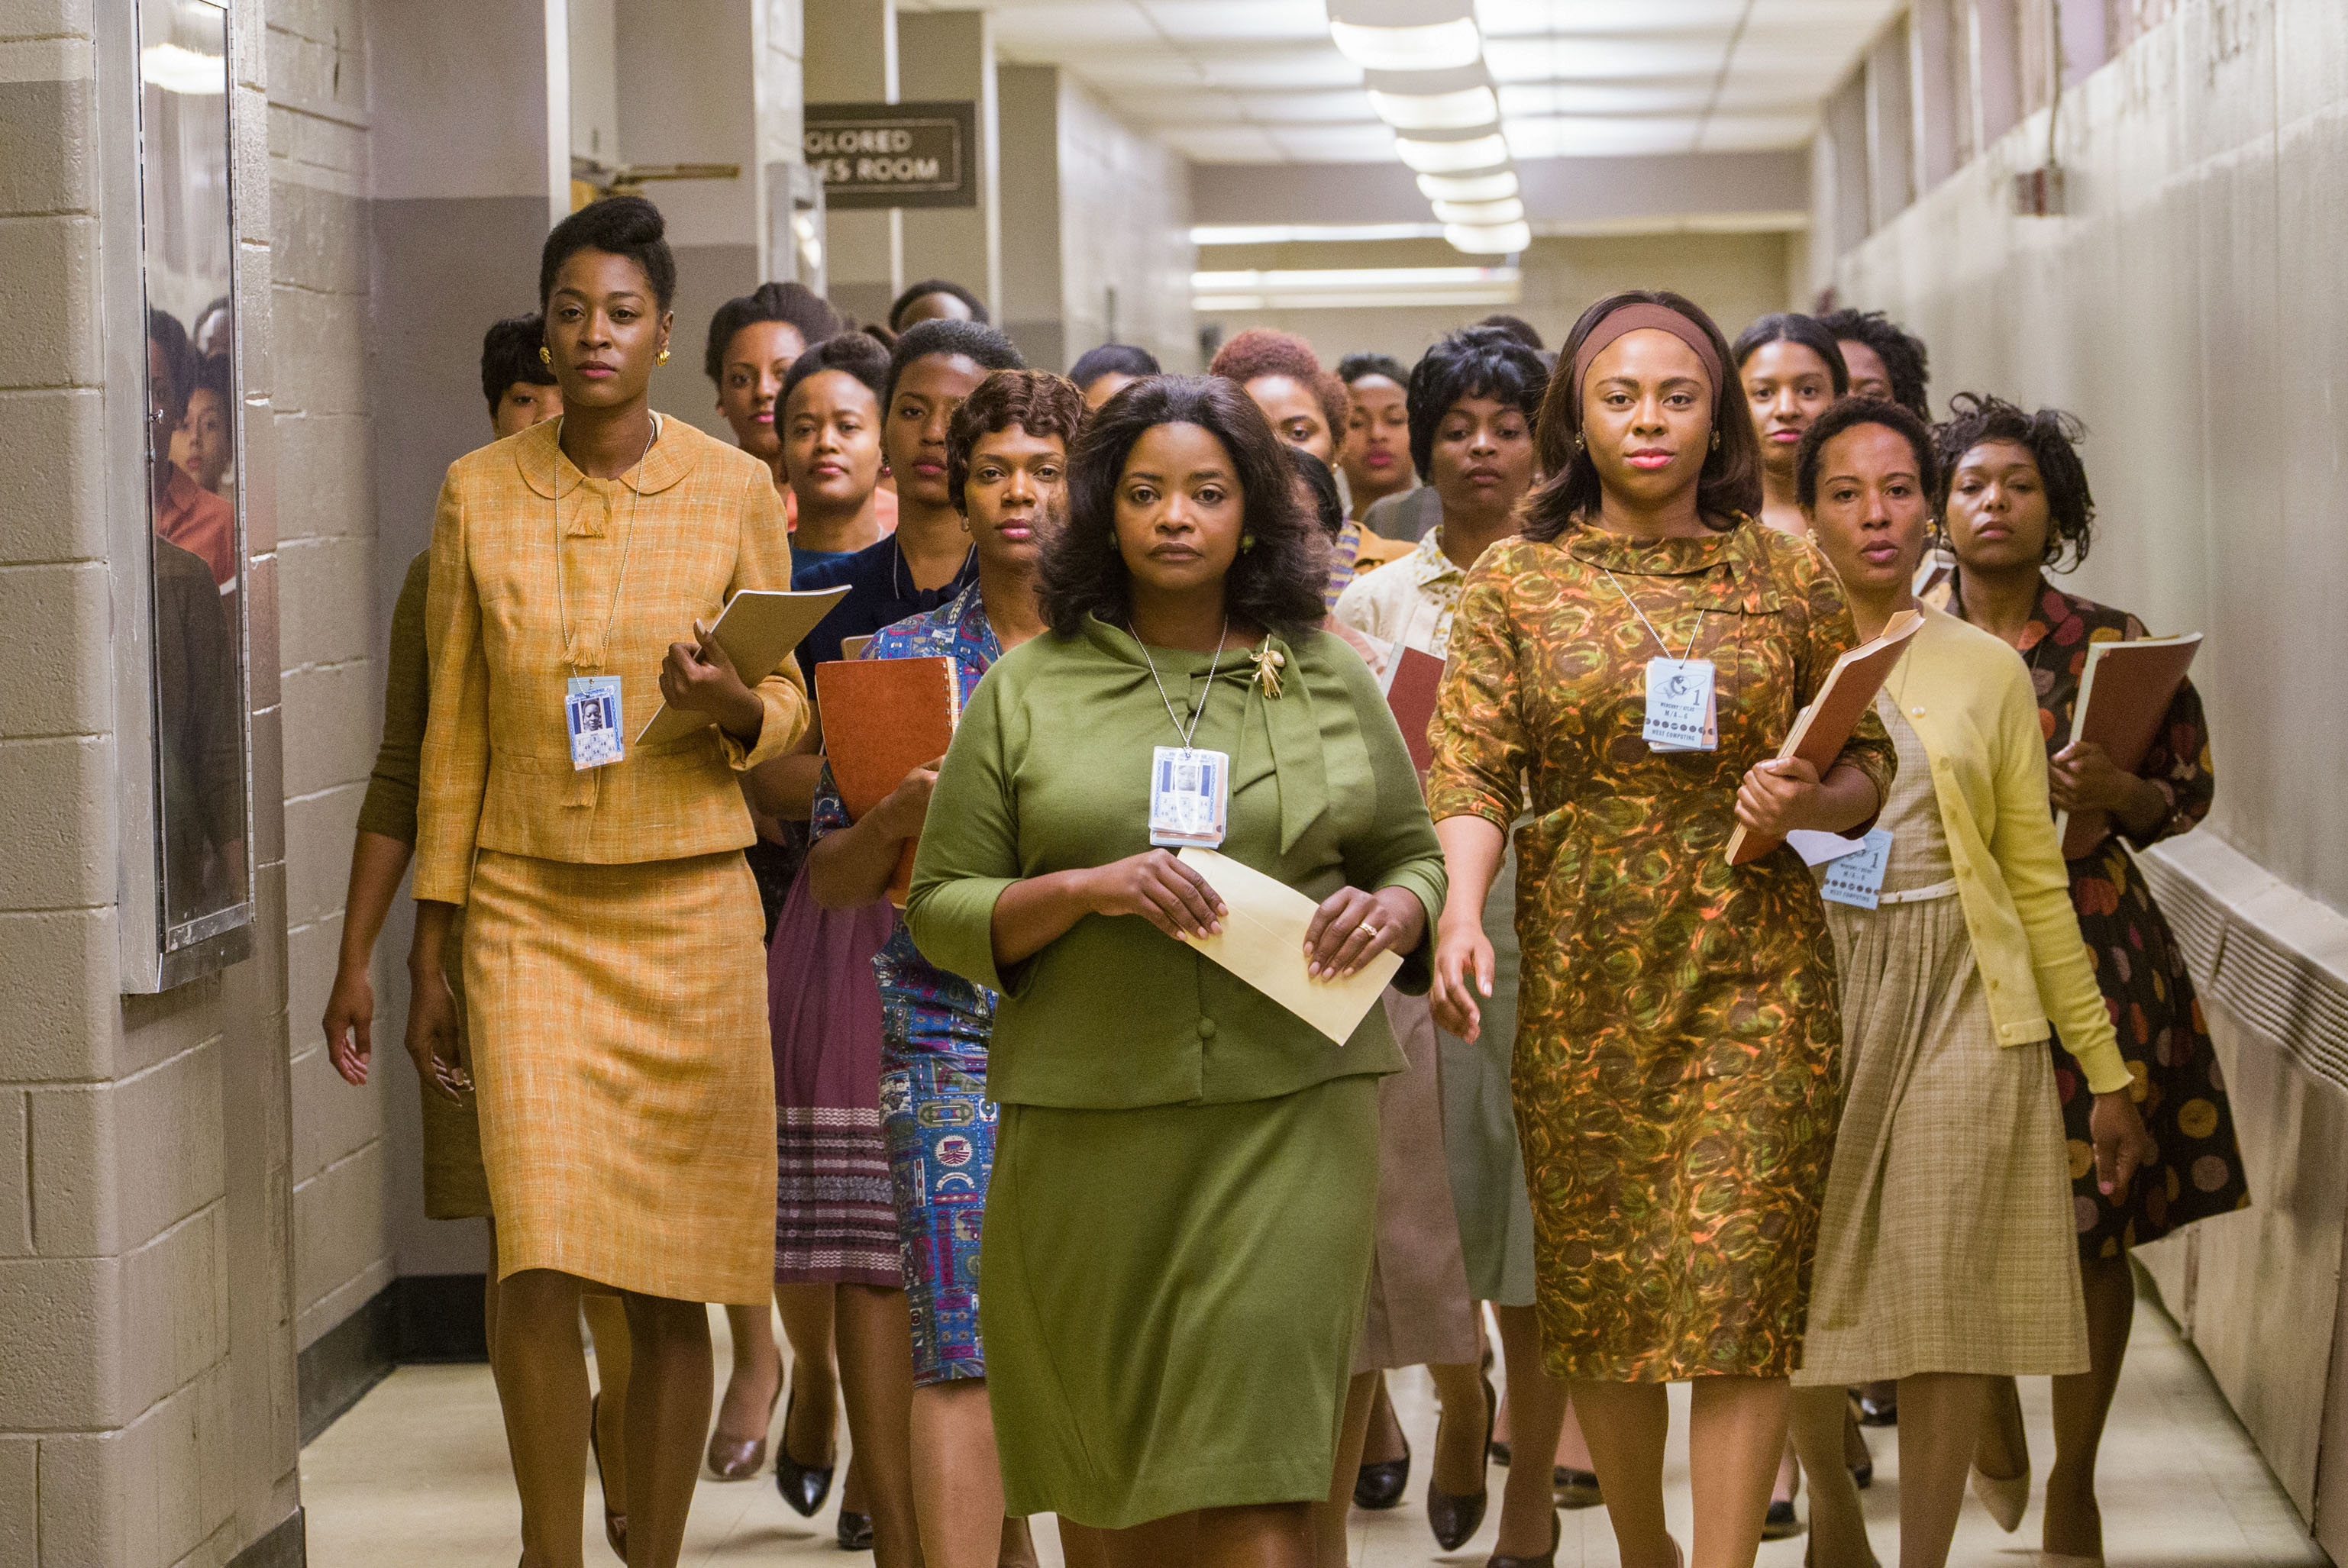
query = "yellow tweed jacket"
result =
(415, 415, 810, 905)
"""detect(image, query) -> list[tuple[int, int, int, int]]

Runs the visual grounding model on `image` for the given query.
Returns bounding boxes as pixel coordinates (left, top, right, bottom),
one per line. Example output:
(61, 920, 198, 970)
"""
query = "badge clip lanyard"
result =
(1601, 566, 1715, 752)
(1136, 618, 1233, 848)
(554, 414, 657, 770)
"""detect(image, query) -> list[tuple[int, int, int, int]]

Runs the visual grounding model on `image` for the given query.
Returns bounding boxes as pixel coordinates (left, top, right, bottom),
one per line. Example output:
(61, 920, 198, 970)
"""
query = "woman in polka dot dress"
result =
(1936, 393, 2248, 1566)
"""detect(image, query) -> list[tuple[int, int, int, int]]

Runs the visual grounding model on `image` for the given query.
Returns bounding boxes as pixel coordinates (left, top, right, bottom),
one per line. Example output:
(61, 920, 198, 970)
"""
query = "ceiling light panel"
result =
(1328, 17, 1484, 72)
(1416, 169, 1520, 202)
(1431, 195, 1526, 224)
(1442, 220, 1533, 254)
(1368, 84, 1500, 131)
(1394, 131, 1510, 173)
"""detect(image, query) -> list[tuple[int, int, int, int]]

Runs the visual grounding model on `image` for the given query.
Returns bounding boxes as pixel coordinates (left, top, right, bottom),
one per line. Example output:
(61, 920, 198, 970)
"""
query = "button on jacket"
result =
(906, 615, 1447, 1110)
(416, 417, 810, 904)
(1881, 602, 2129, 1092)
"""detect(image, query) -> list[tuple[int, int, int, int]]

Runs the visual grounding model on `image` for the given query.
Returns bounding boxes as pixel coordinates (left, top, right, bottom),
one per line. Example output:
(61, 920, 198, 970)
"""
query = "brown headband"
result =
(1571, 302, 1724, 411)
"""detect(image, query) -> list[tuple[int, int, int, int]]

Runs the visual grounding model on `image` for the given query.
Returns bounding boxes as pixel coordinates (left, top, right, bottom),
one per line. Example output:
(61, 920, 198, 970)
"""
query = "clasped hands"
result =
(1083, 849, 1423, 979)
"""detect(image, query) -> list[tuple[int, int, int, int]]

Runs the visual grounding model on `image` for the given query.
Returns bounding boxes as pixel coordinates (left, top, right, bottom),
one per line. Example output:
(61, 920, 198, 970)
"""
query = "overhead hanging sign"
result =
(803, 101, 977, 210)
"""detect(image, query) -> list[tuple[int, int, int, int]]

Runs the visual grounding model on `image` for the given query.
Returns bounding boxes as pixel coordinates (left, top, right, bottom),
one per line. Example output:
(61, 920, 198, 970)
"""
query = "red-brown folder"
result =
(2054, 633, 2201, 859)
(1381, 644, 1446, 777)
(1725, 608, 1923, 866)
(814, 654, 961, 906)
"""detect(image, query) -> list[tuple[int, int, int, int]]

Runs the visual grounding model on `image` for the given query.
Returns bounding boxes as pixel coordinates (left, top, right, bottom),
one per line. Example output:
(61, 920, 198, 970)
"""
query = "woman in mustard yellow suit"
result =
(411, 197, 811, 1568)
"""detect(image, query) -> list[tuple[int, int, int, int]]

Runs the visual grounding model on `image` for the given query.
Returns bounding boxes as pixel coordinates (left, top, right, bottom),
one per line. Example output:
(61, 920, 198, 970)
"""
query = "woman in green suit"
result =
(906, 376, 1446, 1567)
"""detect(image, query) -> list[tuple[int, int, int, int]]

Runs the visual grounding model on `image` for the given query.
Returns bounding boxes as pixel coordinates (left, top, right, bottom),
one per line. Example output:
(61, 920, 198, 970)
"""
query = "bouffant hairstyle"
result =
(1039, 375, 1328, 643)
(777, 330, 890, 417)
(1732, 311, 1851, 396)
(1520, 290, 1762, 541)
(1817, 308, 1932, 420)
(1406, 325, 1550, 482)
(1069, 343, 1161, 392)
(889, 278, 990, 331)
(1335, 352, 1409, 388)
(702, 282, 841, 384)
(480, 312, 557, 414)
(538, 195, 677, 313)
(1794, 397, 1942, 511)
(946, 370, 1088, 511)
(882, 318, 1025, 412)
(1283, 444, 1345, 541)
(1206, 327, 1351, 447)
(1933, 392, 2097, 569)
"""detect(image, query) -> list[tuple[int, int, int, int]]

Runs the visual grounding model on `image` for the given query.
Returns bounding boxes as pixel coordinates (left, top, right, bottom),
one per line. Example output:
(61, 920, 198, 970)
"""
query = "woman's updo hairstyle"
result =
(1040, 375, 1328, 643)
(1933, 392, 2097, 569)
(1731, 312, 1852, 395)
(703, 281, 842, 384)
(1793, 396, 1942, 511)
(539, 195, 677, 314)
(1520, 289, 1762, 541)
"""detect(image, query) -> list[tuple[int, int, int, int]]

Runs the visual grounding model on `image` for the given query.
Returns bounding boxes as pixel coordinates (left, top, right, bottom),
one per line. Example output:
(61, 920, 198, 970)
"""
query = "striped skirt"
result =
(463, 849, 776, 1304)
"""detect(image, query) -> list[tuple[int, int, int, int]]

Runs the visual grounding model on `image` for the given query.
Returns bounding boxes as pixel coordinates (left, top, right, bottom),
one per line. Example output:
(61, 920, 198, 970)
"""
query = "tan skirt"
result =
(419, 908, 493, 1220)
(1355, 992, 1479, 1374)
(463, 848, 777, 1303)
(1796, 892, 2088, 1383)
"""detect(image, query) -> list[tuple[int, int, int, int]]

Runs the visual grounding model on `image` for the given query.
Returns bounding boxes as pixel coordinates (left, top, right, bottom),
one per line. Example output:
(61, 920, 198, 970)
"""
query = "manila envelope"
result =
(1175, 847, 1402, 1047)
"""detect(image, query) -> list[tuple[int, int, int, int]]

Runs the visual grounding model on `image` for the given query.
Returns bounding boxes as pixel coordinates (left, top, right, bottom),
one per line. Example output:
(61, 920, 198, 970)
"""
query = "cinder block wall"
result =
(0, 0, 304, 1561)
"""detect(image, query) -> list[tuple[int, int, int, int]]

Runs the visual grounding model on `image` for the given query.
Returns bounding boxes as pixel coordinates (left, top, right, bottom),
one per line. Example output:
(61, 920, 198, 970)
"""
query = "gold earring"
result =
(657, 347, 671, 365)
(1710, 430, 1721, 452)
(539, 346, 553, 366)
(1241, 532, 1256, 551)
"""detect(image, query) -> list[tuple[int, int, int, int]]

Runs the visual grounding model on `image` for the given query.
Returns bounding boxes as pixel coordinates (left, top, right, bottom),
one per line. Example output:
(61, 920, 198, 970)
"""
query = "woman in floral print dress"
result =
(1426, 292, 1896, 1568)
(1936, 393, 2247, 1567)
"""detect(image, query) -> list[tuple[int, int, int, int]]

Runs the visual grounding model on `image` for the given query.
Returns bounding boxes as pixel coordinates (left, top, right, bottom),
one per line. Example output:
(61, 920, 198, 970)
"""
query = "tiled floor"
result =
(301, 1282, 2324, 1566)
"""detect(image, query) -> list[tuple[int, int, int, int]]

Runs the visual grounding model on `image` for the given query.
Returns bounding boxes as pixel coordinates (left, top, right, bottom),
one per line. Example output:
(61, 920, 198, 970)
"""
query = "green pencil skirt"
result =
(981, 1073, 1382, 1529)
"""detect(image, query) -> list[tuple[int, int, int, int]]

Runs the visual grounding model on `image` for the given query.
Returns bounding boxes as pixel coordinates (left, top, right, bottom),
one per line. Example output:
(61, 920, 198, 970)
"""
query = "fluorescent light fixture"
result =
(1394, 133, 1510, 175)
(1415, 169, 1520, 203)
(1191, 223, 1446, 246)
(1193, 265, 1520, 313)
(1443, 221, 1532, 255)
(1432, 196, 1526, 226)
(1368, 85, 1500, 133)
(140, 42, 226, 95)
(1328, 18, 1483, 73)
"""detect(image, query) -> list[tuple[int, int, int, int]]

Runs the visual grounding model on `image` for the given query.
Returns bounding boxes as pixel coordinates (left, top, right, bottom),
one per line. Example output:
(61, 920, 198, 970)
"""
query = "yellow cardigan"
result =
(1882, 601, 2129, 1094)
(415, 416, 809, 905)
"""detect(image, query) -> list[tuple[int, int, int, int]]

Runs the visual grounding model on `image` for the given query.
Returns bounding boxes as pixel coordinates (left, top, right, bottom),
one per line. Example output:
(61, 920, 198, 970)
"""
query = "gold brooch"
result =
(1249, 640, 1286, 699)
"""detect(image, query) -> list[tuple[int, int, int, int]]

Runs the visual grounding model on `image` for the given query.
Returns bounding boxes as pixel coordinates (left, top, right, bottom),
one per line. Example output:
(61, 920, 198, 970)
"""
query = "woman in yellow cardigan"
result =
(411, 197, 811, 1568)
(1781, 398, 2155, 1568)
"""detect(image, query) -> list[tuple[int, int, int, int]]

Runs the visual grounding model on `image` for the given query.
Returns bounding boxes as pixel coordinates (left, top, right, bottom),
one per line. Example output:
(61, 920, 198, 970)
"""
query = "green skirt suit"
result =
(906, 615, 1446, 1528)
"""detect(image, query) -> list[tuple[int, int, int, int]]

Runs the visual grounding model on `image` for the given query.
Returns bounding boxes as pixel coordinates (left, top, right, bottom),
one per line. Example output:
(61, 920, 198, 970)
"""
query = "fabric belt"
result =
(1874, 877, 1959, 905)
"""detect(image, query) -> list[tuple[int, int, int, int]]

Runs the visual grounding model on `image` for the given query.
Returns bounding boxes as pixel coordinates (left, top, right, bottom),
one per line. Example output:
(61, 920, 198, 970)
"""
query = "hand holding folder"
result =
(636, 586, 848, 747)
(1174, 848, 1402, 1047)
(816, 655, 963, 905)
(2052, 633, 2201, 858)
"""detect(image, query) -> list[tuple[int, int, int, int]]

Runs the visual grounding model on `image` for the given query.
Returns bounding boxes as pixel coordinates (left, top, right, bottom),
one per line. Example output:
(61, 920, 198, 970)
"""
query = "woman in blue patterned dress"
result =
(809, 369, 1093, 1568)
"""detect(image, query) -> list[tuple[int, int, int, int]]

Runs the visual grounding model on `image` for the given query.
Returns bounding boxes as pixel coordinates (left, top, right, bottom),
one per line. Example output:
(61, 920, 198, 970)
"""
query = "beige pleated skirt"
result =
(463, 848, 777, 1304)
(1355, 992, 1480, 1373)
(1795, 891, 2088, 1384)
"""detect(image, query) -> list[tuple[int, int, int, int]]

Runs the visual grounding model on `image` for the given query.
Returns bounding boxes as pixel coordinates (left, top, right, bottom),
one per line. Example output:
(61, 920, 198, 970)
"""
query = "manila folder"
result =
(635, 586, 848, 747)
(1175, 847, 1402, 1048)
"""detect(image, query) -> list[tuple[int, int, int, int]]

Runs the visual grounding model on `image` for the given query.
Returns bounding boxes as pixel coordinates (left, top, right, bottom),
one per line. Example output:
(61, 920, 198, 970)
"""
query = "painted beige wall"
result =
(1057, 73, 1198, 373)
(1832, 0, 2348, 915)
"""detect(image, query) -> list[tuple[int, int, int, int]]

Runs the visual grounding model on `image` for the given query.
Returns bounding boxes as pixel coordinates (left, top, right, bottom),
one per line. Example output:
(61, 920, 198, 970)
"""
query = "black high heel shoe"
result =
(835, 1510, 874, 1550)
(1554, 1466, 1603, 1509)
(1426, 1373, 1497, 1552)
(773, 1392, 837, 1518)
(1487, 1508, 1562, 1568)
(1354, 1430, 1410, 1510)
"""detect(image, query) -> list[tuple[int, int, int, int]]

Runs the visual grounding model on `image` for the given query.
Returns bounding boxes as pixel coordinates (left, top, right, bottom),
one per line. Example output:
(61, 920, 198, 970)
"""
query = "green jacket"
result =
(907, 614, 1446, 1110)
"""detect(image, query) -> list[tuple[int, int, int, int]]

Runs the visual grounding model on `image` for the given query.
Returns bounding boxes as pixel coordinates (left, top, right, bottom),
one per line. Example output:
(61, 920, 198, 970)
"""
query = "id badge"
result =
(1643, 657, 1717, 752)
(1148, 746, 1229, 848)
(1820, 828, 1895, 909)
(566, 676, 625, 770)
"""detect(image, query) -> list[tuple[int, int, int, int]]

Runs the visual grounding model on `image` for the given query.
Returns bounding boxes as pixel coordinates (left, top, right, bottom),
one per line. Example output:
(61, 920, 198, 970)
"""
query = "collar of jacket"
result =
(1079, 613, 1329, 855)
(515, 412, 699, 500)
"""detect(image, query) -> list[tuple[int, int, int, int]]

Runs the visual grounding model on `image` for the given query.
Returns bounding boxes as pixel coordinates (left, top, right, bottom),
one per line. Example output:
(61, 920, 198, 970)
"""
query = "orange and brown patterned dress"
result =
(1426, 521, 1896, 1381)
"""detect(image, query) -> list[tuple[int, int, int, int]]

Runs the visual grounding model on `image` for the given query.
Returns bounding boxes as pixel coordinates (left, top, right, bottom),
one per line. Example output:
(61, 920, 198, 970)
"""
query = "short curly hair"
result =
(1039, 375, 1328, 643)
(480, 312, 557, 414)
(1933, 392, 2097, 569)
(1207, 327, 1350, 450)
(1818, 308, 1932, 420)
(883, 318, 1025, 413)
(703, 281, 841, 384)
(1406, 325, 1549, 482)
(778, 330, 890, 418)
(539, 195, 677, 313)
(1794, 396, 1941, 511)
(946, 370, 1088, 511)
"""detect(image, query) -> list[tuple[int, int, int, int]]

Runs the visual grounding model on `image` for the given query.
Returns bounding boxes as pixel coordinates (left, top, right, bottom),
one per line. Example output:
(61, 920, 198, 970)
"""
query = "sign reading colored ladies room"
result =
(804, 102, 977, 209)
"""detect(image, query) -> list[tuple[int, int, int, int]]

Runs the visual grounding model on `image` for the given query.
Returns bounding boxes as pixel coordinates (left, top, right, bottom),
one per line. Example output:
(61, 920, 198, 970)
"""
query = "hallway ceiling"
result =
(917, 0, 1903, 162)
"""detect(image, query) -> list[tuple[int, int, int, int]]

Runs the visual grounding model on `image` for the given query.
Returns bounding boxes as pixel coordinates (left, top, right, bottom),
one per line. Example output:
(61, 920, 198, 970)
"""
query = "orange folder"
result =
(2054, 633, 2201, 859)
(815, 655, 961, 906)
(1725, 609, 1923, 866)
(1380, 644, 1446, 777)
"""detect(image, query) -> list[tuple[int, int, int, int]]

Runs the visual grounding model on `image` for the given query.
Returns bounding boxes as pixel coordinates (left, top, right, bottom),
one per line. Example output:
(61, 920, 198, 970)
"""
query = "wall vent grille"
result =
(2140, 851, 2348, 1091)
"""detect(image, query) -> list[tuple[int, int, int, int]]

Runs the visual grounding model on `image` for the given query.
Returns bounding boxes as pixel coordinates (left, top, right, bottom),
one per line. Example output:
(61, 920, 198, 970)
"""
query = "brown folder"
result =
(2054, 633, 2201, 859)
(1725, 608, 1923, 866)
(1380, 644, 1445, 777)
(814, 654, 961, 906)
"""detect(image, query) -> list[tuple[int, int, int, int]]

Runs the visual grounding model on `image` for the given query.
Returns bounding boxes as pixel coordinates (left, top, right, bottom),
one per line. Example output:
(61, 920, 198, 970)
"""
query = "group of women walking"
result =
(315, 191, 2246, 1568)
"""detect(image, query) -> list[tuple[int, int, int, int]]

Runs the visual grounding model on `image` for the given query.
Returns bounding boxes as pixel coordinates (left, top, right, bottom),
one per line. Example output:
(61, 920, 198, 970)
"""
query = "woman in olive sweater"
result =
(906, 376, 1445, 1567)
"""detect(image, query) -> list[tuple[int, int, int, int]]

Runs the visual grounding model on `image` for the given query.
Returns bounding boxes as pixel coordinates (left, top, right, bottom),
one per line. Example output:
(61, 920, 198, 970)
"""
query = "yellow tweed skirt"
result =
(419, 909, 493, 1220)
(463, 848, 777, 1303)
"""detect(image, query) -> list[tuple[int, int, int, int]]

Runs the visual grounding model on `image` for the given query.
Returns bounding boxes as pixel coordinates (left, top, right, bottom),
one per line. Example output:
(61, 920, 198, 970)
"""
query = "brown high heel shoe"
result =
(705, 1378, 781, 1482)
(589, 1392, 625, 1560)
(1487, 1508, 1561, 1567)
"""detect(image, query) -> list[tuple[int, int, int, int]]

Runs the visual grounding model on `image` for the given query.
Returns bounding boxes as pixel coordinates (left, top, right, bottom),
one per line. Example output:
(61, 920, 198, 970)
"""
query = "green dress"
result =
(907, 615, 1445, 1528)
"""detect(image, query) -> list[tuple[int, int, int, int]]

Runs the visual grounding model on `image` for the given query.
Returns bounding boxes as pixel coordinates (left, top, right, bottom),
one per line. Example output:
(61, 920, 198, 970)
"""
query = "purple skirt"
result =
(767, 865, 903, 1286)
